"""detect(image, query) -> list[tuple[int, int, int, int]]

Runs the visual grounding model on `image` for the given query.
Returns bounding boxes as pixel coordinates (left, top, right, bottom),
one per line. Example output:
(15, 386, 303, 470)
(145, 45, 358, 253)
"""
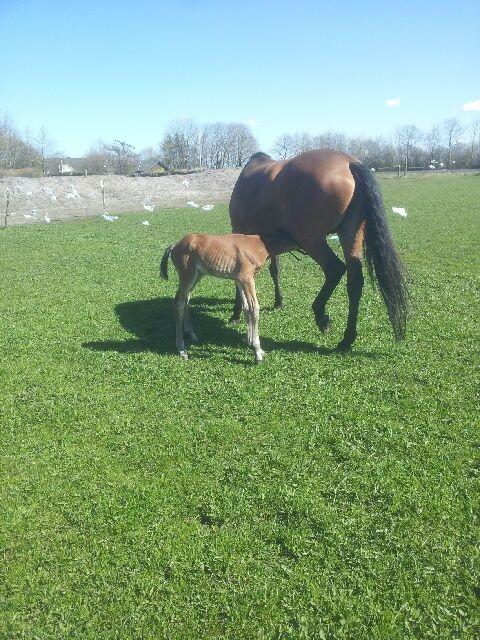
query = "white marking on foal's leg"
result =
(251, 304, 264, 364)
(241, 278, 265, 364)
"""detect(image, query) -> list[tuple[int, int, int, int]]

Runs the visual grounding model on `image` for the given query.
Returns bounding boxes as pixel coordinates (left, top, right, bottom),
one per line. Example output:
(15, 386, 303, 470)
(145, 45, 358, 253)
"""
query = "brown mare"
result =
(229, 149, 408, 350)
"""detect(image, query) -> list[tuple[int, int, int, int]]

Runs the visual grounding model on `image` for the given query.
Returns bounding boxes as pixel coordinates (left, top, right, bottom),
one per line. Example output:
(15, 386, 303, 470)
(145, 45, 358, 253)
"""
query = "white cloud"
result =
(385, 98, 401, 107)
(461, 99, 480, 112)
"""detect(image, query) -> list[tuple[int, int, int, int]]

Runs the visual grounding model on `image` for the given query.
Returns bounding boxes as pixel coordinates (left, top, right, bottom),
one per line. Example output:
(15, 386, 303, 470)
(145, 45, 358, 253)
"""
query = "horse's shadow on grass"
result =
(83, 296, 380, 362)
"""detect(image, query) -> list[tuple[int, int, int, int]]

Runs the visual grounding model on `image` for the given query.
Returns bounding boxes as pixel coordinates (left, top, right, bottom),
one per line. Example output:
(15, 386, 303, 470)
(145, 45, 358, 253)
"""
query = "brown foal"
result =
(160, 233, 272, 363)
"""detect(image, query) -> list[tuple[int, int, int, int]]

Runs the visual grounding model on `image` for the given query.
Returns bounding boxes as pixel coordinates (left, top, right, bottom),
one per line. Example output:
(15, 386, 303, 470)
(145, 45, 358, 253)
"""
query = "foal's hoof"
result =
(229, 315, 241, 324)
(318, 314, 331, 334)
(178, 350, 189, 360)
(255, 349, 266, 364)
(274, 302, 284, 310)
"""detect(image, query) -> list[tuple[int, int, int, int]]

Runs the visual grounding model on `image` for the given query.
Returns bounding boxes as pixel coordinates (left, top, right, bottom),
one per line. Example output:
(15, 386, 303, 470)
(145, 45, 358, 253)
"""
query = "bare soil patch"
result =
(0, 169, 241, 226)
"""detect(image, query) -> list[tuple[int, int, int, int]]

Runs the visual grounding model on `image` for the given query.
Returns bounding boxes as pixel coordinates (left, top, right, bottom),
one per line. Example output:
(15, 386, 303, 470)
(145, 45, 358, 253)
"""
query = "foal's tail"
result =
(160, 244, 175, 280)
(349, 162, 409, 341)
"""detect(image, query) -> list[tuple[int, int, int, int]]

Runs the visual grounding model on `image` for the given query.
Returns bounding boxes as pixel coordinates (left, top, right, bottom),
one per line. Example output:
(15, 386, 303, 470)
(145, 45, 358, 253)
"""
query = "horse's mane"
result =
(247, 151, 272, 164)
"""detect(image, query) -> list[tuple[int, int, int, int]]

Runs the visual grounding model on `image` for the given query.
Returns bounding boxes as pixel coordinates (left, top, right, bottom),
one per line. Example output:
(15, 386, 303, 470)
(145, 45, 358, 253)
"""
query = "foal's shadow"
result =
(82, 295, 335, 361)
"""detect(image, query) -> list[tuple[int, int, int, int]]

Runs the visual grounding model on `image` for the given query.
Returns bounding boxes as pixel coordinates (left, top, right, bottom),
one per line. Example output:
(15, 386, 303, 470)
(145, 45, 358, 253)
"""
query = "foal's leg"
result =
(174, 285, 189, 359)
(337, 223, 365, 351)
(183, 273, 202, 343)
(173, 263, 198, 359)
(306, 240, 346, 334)
(236, 284, 251, 344)
(239, 277, 264, 363)
(231, 256, 282, 320)
(269, 255, 284, 309)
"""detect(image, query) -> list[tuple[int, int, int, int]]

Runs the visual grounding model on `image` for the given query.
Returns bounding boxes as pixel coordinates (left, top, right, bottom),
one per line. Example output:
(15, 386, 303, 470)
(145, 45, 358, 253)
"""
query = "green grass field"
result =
(1, 175, 478, 639)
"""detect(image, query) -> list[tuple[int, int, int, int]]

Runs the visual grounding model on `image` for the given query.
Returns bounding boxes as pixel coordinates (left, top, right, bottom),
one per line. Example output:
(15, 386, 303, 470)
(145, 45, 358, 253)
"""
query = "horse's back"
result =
(276, 150, 356, 237)
(230, 149, 357, 240)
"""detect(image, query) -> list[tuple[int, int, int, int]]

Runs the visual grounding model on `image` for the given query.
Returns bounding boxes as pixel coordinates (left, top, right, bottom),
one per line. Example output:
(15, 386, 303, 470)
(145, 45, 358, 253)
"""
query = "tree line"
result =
(1, 113, 479, 176)
(0, 115, 259, 176)
(272, 118, 480, 170)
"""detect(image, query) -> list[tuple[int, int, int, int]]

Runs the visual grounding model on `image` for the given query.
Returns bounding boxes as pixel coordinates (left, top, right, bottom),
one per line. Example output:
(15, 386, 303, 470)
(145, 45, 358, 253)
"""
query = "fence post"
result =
(397, 164, 400, 179)
(3, 190, 10, 229)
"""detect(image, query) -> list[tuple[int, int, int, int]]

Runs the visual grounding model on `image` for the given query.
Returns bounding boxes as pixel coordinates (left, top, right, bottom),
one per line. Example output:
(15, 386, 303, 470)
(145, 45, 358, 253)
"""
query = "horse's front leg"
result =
(305, 240, 346, 334)
(269, 255, 283, 309)
(229, 284, 243, 323)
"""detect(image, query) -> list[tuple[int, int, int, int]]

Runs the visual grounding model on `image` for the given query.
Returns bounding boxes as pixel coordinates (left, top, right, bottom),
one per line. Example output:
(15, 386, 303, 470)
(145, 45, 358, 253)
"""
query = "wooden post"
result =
(404, 156, 408, 176)
(3, 190, 10, 229)
(101, 180, 105, 208)
(397, 164, 400, 180)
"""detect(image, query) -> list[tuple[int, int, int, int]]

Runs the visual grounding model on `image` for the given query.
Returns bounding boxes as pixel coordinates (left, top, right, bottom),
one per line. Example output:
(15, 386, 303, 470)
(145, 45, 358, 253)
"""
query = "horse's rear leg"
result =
(307, 240, 346, 334)
(337, 224, 365, 351)
(269, 255, 283, 309)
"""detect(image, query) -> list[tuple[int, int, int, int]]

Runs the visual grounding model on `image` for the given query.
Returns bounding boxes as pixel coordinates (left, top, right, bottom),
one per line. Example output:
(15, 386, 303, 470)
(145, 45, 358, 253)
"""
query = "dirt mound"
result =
(0, 169, 241, 226)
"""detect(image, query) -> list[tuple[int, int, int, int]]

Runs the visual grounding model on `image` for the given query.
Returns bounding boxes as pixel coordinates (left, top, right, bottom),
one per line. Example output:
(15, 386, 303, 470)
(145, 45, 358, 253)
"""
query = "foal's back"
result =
(172, 233, 268, 279)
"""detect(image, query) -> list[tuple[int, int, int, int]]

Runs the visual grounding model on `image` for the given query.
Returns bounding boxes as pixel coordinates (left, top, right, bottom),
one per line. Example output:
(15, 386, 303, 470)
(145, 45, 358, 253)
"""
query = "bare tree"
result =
(229, 123, 258, 167)
(34, 126, 59, 175)
(395, 124, 422, 166)
(443, 118, 464, 168)
(424, 125, 443, 164)
(469, 119, 480, 167)
(272, 134, 294, 159)
(271, 132, 313, 159)
(314, 131, 348, 152)
(0, 114, 39, 170)
(104, 140, 137, 174)
(160, 118, 200, 170)
(81, 141, 116, 174)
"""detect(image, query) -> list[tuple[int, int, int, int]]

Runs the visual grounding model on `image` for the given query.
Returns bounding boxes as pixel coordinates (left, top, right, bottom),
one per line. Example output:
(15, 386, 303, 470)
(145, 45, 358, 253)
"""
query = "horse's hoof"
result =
(319, 314, 331, 334)
(274, 302, 284, 310)
(336, 340, 352, 353)
(178, 350, 189, 360)
(229, 315, 241, 324)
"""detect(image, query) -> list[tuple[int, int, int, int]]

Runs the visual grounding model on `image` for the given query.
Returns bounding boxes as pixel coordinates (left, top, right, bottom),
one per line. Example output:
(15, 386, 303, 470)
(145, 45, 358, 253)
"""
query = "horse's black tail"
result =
(349, 162, 408, 341)
(160, 244, 175, 280)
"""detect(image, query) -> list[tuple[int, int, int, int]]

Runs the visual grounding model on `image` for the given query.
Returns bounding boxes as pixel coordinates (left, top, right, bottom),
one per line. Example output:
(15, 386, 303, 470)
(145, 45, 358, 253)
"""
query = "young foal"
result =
(160, 233, 270, 363)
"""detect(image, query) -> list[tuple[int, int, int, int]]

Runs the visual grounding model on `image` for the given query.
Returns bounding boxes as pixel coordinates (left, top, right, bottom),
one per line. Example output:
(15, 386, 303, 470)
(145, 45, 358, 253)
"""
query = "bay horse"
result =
(229, 149, 408, 350)
(160, 233, 290, 362)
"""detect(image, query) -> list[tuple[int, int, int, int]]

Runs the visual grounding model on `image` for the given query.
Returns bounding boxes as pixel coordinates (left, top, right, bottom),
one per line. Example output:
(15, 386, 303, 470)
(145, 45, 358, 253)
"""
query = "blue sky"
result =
(1, 0, 479, 156)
